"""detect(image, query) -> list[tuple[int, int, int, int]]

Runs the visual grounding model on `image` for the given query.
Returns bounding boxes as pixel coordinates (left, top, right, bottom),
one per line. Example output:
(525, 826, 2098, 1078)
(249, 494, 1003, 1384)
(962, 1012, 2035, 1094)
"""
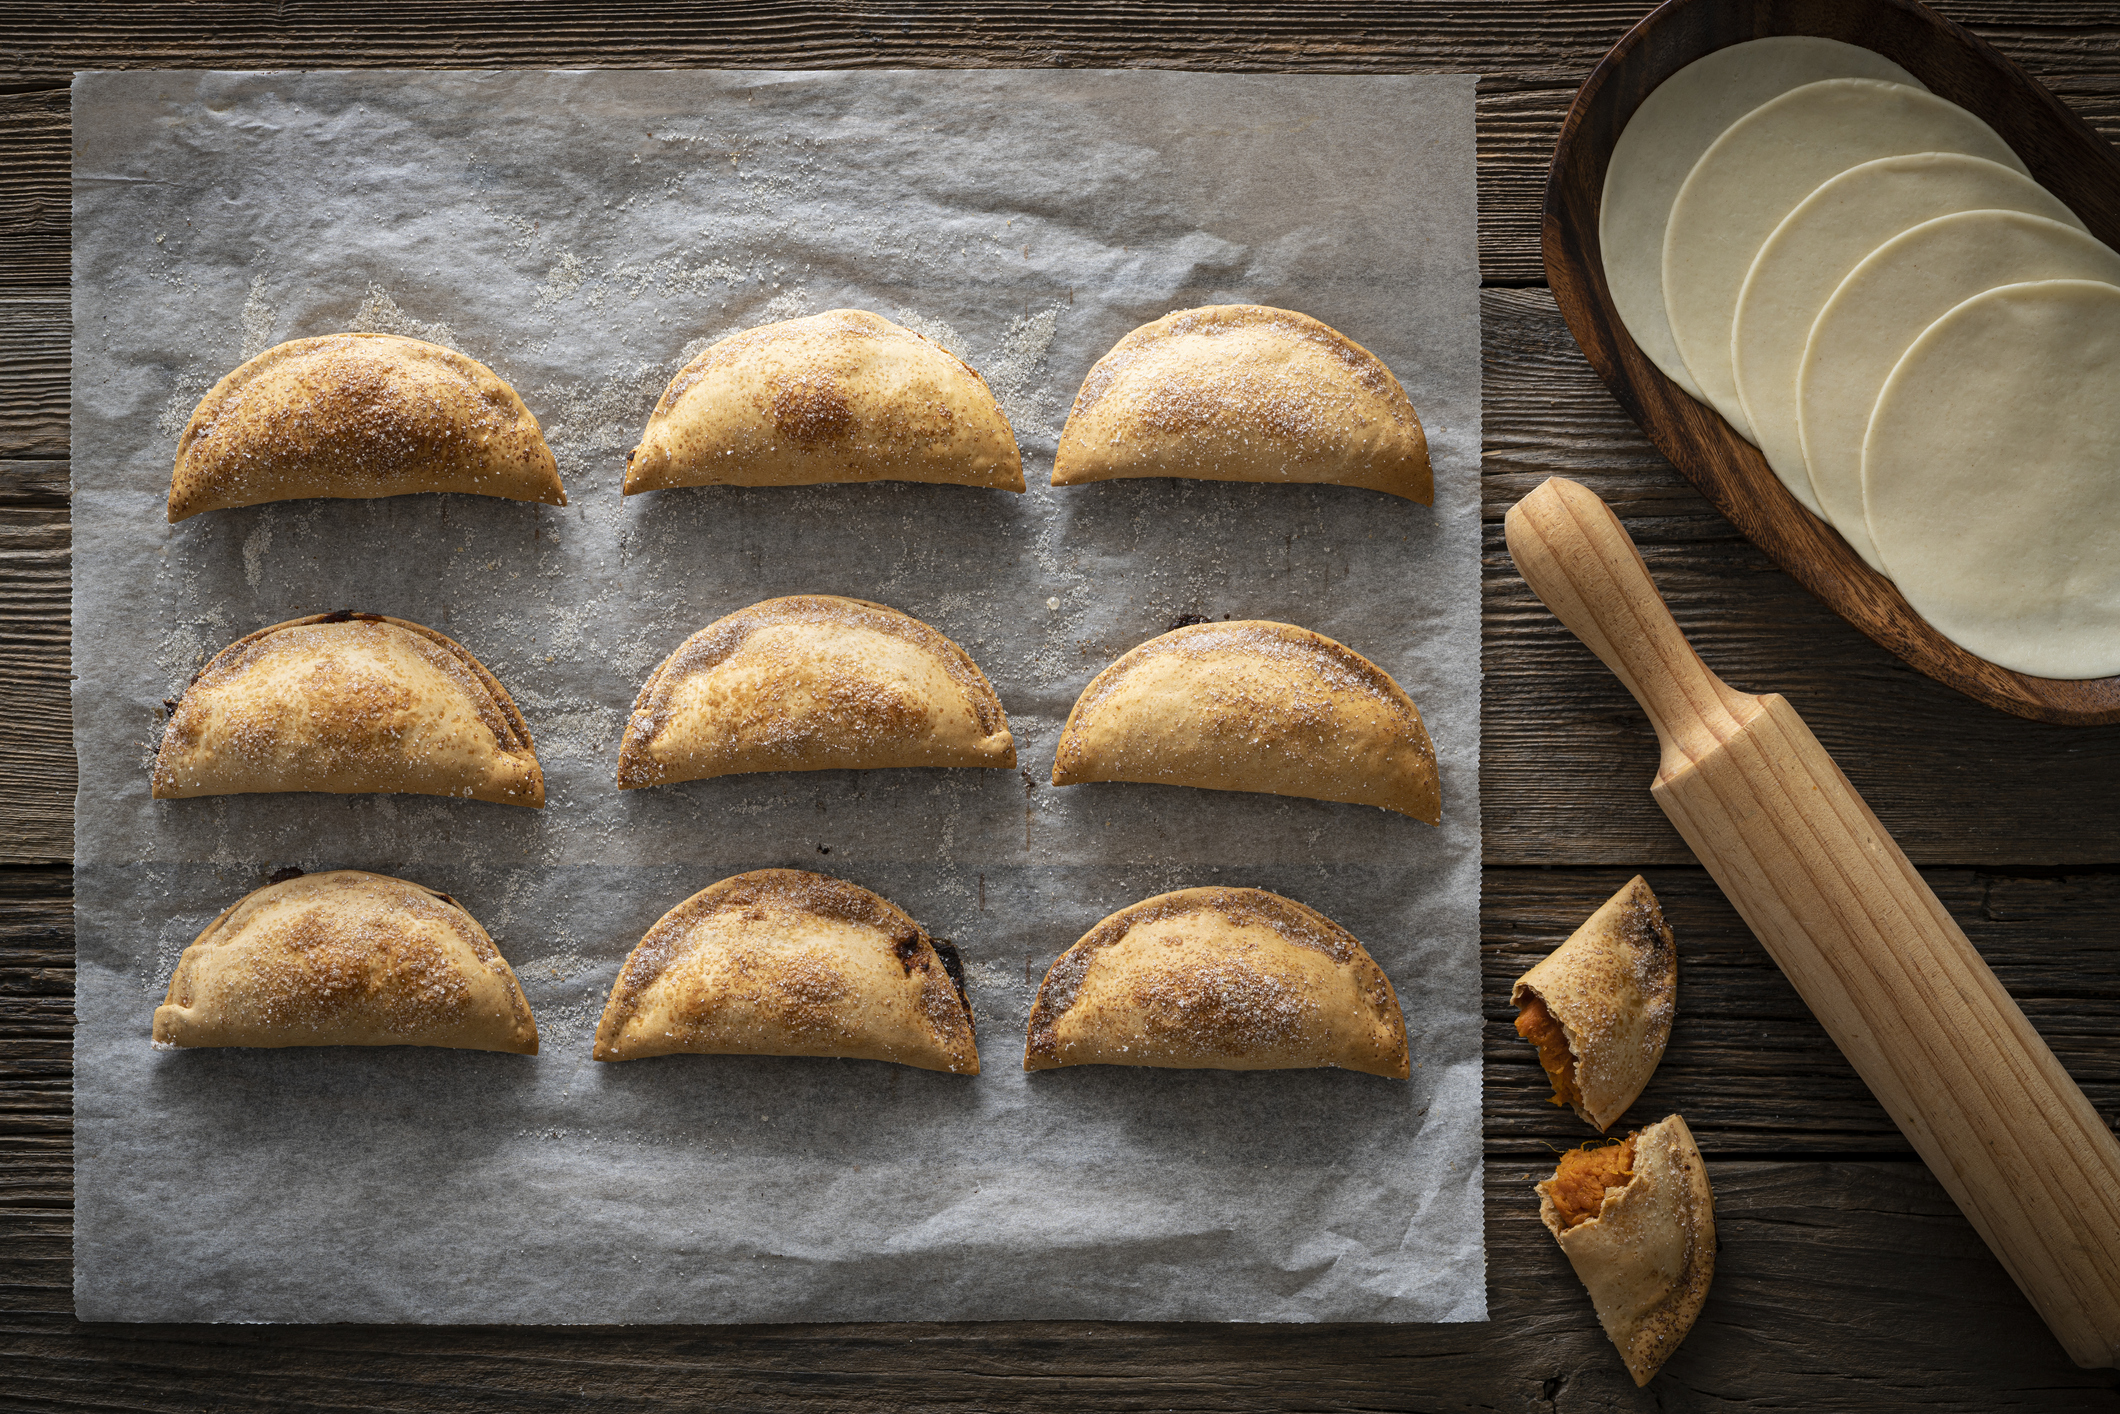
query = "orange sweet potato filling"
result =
(1514, 991, 1581, 1110)
(1549, 1137, 1637, 1231)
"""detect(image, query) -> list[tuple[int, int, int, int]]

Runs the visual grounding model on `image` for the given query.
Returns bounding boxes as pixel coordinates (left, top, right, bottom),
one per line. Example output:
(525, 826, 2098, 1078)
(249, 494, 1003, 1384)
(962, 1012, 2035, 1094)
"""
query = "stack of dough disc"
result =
(1602, 37, 2120, 681)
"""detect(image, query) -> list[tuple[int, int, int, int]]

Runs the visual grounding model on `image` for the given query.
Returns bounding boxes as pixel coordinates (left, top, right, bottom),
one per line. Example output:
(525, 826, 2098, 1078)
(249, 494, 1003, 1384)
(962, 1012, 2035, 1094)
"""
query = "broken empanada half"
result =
(1052, 305, 1431, 502)
(625, 309, 1025, 494)
(594, 869, 978, 1072)
(1512, 876, 1676, 1132)
(169, 333, 566, 522)
(1051, 620, 1439, 823)
(617, 595, 1016, 788)
(152, 612, 544, 807)
(1024, 887, 1409, 1077)
(1539, 1114, 1715, 1387)
(153, 869, 538, 1053)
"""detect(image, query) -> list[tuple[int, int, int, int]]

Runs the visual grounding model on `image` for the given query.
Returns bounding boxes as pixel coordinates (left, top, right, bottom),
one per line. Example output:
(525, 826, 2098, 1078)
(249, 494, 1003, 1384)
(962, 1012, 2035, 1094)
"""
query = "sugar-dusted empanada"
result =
(168, 333, 565, 522)
(624, 310, 1025, 494)
(153, 869, 538, 1053)
(1052, 305, 1432, 502)
(594, 869, 979, 1072)
(1540, 1114, 1716, 1386)
(153, 612, 544, 807)
(616, 595, 1015, 789)
(1051, 620, 1439, 823)
(1024, 886, 1409, 1077)
(1513, 876, 1676, 1132)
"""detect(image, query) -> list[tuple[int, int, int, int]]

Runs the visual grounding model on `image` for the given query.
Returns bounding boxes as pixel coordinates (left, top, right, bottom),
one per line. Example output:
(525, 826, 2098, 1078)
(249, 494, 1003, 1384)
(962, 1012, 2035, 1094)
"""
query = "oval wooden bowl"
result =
(1544, 0, 2120, 725)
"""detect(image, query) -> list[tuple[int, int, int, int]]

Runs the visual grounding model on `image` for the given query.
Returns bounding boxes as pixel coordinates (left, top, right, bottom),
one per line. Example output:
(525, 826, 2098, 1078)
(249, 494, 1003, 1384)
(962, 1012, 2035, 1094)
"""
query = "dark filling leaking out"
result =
(266, 866, 306, 886)
(929, 937, 971, 1010)
(1169, 612, 1211, 629)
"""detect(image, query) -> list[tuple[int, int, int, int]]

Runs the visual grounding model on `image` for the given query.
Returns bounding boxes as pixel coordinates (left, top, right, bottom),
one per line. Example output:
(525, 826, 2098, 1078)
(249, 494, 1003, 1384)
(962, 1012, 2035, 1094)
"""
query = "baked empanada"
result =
(625, 310, 1024, 493)
(152, 612, 544, 807)
(616, 595, 1015, 788)
(1052, 305, 1432, 502)
(168, 333, 565, 522)
(594, 869, 979, 1072)
(1024, 887, 1409, 1077)
(1051, 620, 1440, 823)
(153, 869, 538, 1053)
(1513, 876, 1676, 1132)
(1540, 1114, 1716, 1386)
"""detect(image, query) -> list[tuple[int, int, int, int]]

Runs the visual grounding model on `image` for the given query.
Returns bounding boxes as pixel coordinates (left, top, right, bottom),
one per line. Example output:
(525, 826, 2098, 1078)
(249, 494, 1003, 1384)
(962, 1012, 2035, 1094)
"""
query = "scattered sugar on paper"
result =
(238, 273, 278, 361)
(983, 305, 1061, 439)
(351, 283, 457, 350)
(241, 519, 273, 589)
(534, 253, 587, 309)
(893, 308, 968, 359)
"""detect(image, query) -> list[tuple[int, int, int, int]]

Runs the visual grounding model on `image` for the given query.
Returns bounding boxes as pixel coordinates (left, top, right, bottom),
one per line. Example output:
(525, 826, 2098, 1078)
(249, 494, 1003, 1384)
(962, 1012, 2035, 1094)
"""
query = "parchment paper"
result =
(71, 69, 1484, 1324)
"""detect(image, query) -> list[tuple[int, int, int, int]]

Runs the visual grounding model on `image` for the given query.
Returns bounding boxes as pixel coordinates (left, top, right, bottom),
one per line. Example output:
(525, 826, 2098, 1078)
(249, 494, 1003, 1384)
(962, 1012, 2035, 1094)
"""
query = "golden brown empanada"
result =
(616, 595, 1015, 788)
(168, 333, 565, 522)
(594, 869, 979, 1072)
(152, 612, 544, 807)
(624, 310, 1024, 493)
(1512, 876, 1676, 1132)
(1024, 887, 1409, 1077)
(1539, 1114, 1716, 1387)
(153, 869, 538, 1053)
(1050, 620, 1439, 823)
(1052, 305, 1432, 502)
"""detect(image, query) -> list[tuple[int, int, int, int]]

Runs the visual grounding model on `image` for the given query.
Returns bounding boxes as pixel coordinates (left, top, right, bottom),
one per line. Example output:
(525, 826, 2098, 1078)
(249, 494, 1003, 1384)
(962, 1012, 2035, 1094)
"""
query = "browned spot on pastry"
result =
(771, 374, 859, 445)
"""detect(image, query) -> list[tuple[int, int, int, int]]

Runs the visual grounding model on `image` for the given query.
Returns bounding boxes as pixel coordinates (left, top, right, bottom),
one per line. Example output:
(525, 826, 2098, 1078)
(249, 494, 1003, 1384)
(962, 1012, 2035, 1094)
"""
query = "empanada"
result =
(1512, 876, 1676, 1132)
(1539, 1114, 1716, 1386)
(1050, 620, 1440, 823)
(168, 333, 565, 522)
(594, 869, 979, 1072)
(1052, 305, 1432, 502)
(617, 595, 1015, 788)
(153, 612, 544, 807)
(153, 869, 538, 1053)
(1024, 887, 1409, 1077)
(625, 310, 1025, 493)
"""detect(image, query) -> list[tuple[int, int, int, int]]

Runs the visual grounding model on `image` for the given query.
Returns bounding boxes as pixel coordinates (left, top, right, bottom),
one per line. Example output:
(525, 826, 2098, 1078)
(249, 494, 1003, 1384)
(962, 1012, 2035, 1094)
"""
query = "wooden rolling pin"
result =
(1505, 476, 2120, 1369)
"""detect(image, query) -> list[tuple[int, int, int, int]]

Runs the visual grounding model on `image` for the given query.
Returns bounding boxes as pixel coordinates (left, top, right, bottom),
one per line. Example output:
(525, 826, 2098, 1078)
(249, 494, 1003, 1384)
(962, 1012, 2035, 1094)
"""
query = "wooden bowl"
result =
(1543, 0, 2120, 725)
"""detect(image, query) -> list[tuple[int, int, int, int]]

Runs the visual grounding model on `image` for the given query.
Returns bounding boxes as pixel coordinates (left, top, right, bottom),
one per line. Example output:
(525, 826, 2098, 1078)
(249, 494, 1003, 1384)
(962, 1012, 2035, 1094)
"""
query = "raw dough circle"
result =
(1802, 211, 2119, 571)
(1863, 279, 2120, 680)
(1662, 78, 2022, 440)
(1600, 37, 1918, 402)
(1732, 154, 2075, 515)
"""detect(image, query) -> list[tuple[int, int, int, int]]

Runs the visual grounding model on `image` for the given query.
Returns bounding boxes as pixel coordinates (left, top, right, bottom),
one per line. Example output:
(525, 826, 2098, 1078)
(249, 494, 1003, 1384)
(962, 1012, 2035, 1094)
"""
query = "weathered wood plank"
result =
(0, 477, 69, 865)
(1, 1161, 2114, 1410)
(0, 298, 66, 459)
(1479, 287, 2120, 867)
(4, 6, 2116, 287)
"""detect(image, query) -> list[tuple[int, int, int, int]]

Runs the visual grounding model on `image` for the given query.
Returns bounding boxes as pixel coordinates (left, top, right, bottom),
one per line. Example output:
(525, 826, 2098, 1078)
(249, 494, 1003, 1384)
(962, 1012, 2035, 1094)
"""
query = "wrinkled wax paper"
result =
(71, 69, 1483, 1324)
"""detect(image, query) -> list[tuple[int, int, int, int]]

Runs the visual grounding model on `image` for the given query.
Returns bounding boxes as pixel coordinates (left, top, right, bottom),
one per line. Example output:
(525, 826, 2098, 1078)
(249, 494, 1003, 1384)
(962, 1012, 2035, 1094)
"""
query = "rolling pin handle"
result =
(1503, 476, 1757, 770)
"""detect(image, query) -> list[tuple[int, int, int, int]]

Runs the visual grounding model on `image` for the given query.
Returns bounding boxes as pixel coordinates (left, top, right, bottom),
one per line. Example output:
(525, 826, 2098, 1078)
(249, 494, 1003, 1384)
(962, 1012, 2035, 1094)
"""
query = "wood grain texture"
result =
(4, 871, 2118, 1407)
(1508, 476, 2120, 1365)
(1544, 0, 2120, 724)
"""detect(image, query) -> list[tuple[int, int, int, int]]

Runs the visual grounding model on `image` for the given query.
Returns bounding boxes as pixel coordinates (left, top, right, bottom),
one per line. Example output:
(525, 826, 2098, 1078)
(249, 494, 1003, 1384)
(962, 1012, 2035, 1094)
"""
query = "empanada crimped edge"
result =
(152, 868, 539, 1053)
(593, 868, 980, 1073)
(169, 332, 566, 521)
(151, 611, 545, 807)
(1024, 885, 1410, 1077)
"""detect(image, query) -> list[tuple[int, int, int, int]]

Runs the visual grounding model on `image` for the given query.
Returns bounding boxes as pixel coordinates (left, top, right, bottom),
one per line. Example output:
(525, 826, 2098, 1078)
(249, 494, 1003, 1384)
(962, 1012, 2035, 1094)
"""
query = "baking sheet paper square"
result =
(71, 68, 1485, 1323)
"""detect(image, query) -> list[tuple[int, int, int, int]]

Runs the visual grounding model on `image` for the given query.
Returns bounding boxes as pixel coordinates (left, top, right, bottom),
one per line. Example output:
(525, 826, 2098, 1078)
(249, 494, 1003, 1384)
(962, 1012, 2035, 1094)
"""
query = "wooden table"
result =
(4, 5, 2118, 1408)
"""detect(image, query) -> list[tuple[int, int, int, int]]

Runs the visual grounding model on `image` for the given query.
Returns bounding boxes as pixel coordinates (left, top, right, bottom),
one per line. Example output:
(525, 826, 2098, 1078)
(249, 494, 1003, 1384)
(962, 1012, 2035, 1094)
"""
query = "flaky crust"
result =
(616, 595, 1016, 788)
(168, 333, 565, 521)
(1051, 620, 1440, 823)
(152, 612, 544, 807)
(1513, 876, 1677, 1132)
(1052, 305, 1431, 502)
(625, 309, 1025, 493)
(1024, 886, 1409, 1077)
(593, 869, 979, 1072)
(1539, 1114, 1716, 1386)
(152, 869, 538, 1053)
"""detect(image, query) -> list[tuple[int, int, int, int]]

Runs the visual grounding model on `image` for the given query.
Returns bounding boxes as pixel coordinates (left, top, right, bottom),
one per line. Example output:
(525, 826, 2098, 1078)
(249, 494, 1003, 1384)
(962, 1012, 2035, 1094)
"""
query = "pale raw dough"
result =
(1600, 37, 1918, 402)
(1800, 211, 2118, 570)
(1732, 154, 2075, 514)
(1863, 279, 2120, 679)
(1663, 79, 2023, 440)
